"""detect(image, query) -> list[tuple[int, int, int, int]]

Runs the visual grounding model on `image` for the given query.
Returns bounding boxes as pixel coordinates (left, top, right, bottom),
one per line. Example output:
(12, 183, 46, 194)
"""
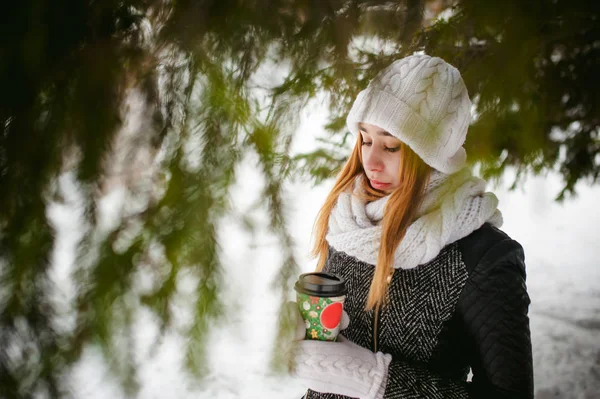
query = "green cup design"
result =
(296, 293, 345, 340)
(294, 272, 347, 341)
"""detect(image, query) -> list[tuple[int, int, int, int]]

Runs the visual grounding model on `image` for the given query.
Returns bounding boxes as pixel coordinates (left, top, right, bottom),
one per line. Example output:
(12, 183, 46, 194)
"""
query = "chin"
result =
(371, 185, 395, 194)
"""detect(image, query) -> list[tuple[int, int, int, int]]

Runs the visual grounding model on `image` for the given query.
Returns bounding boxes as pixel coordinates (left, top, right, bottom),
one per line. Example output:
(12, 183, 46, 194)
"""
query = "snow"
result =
(45, 99, 600, 398)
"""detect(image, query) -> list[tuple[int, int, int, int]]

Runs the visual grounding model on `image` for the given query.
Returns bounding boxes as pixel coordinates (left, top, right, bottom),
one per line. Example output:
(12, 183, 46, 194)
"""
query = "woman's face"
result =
(359, 122, 402, 193)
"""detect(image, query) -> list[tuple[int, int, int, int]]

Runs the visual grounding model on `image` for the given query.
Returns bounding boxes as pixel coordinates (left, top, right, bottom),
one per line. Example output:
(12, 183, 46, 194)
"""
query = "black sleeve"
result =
(459, 238, 534, 399)
(383, 238, 533, 399)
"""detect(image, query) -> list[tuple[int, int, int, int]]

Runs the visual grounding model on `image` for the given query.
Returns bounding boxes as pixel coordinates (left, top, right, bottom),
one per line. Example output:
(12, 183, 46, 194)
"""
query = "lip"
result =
(370, 179, 391, 190)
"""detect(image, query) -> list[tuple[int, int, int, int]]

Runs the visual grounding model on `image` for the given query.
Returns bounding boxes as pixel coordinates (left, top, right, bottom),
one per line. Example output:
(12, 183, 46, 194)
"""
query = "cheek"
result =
(388, 156, 402, 184)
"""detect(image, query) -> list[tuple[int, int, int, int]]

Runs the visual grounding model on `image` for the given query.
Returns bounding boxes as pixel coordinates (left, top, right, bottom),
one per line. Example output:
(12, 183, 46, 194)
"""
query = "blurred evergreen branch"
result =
(0, 0, 598, 396)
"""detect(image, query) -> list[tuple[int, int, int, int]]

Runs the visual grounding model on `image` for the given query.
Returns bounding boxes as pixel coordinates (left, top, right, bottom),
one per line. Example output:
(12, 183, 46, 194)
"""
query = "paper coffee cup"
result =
(294, 272, 347, 341)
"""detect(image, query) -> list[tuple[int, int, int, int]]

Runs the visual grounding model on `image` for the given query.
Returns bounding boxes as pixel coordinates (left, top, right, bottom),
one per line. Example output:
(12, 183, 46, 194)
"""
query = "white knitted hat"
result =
(346, 54, 472, 174)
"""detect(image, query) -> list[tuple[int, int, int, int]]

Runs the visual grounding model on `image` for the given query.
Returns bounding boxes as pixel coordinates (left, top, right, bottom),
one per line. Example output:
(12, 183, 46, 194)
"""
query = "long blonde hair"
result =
(312, 133, 431, 310)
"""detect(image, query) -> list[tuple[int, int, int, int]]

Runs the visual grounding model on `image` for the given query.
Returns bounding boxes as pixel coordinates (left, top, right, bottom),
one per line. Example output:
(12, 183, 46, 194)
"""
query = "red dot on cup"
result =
(321, 302, 343, 330)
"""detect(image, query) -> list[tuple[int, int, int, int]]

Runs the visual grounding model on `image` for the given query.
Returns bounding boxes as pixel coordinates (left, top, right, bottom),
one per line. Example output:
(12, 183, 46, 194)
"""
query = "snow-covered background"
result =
(48, 97, 600, 399)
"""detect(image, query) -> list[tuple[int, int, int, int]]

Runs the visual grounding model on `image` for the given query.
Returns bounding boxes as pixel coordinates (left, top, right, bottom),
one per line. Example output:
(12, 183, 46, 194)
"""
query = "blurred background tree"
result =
(0, 0, 598, 397)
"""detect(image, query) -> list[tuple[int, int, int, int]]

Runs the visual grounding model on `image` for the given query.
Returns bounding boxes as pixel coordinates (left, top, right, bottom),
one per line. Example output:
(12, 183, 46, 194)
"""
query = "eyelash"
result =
(361, 141, 400, 153)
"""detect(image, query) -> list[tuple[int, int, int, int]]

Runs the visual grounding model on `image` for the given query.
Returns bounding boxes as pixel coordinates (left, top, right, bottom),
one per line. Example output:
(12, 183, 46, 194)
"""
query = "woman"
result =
(290, 54, 534, 399)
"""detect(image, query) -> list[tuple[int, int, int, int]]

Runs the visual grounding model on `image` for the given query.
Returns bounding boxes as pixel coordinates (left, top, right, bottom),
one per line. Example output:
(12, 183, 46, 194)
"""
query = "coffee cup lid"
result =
(294, 272, 347, 297)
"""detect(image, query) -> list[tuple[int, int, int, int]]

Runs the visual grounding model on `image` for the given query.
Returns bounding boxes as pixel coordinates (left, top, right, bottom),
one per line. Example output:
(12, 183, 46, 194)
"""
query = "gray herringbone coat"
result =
(305, 223, 534, 399)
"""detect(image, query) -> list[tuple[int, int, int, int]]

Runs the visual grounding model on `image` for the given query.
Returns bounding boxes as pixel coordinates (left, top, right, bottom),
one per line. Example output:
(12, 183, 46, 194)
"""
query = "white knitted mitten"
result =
(291, 335, 392, 399)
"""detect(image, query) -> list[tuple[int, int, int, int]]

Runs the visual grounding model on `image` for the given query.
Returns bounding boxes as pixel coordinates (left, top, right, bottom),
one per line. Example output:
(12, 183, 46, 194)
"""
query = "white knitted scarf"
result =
(326, 168, 503, 270)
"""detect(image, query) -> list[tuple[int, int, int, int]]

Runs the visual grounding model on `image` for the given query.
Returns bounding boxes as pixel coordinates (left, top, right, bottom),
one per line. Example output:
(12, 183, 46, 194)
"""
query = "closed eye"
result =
(361, 141, 400, 153)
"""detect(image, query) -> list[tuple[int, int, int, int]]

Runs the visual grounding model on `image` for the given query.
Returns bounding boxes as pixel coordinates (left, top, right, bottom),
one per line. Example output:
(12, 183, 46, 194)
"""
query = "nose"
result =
(363, 146, 384, 172)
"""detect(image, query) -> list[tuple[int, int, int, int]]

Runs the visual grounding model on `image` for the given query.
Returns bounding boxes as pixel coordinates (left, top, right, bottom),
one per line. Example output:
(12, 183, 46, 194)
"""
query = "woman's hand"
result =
(289, 335, 390, 399)
(283, 302, 390, 399)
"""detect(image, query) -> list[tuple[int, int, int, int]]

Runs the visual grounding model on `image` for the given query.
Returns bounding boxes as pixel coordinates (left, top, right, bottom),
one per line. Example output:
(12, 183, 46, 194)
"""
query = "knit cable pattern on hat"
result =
(346, 54, 472, 174)
(326, 169, 502, 270)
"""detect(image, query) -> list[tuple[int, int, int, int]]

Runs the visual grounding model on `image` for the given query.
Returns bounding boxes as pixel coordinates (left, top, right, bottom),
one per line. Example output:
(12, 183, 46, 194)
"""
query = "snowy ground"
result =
(122, 166, 600, 399)
(52, 99, 600, 398)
